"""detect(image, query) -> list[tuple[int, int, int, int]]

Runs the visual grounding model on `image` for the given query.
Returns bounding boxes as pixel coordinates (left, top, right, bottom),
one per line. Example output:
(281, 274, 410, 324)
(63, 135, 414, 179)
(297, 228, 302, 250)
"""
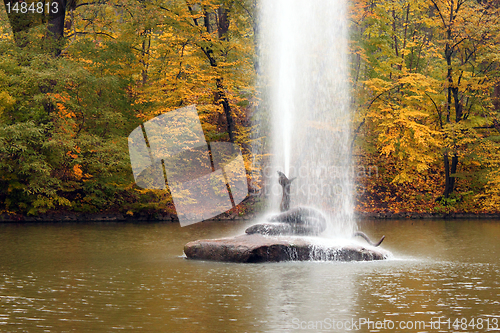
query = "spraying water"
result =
(257, 0, 355, 237)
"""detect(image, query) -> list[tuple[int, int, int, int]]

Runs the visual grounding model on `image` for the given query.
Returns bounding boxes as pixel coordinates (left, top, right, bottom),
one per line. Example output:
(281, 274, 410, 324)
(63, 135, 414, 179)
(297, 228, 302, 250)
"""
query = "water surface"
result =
(1, 219, 499, 332)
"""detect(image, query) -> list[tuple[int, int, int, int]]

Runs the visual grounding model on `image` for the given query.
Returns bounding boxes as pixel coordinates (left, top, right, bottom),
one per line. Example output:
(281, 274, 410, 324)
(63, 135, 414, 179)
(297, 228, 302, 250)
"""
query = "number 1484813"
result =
(5, 1, 59, 14)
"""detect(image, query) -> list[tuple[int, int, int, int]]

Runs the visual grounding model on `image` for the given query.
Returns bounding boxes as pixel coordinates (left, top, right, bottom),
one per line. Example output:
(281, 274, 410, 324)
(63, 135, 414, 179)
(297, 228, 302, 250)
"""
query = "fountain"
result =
(184, 0, 391, 262)
(260, 0, 354, 237)
(184, 170, 389, 262)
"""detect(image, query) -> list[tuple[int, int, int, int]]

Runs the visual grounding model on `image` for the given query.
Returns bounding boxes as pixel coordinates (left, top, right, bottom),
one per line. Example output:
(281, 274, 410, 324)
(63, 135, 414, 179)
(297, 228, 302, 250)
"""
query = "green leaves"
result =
(0, 121, 60, 213)
(0, 0, 258, 215)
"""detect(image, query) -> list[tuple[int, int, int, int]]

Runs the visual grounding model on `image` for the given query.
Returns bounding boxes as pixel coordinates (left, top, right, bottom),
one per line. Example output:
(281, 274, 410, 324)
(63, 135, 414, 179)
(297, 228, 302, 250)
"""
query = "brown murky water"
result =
(0, 219, 499, 332)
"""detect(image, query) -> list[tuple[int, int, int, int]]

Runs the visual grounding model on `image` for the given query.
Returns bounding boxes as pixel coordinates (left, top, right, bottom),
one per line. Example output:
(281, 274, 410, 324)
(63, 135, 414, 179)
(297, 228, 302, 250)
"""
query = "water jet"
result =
(184, 0, 391, 262)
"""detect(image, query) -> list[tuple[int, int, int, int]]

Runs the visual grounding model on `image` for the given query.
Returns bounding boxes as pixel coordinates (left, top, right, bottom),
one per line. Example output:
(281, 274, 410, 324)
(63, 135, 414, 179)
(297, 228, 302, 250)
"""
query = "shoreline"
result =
(355, 211, 500, 220)
(1, 210, 500, 223)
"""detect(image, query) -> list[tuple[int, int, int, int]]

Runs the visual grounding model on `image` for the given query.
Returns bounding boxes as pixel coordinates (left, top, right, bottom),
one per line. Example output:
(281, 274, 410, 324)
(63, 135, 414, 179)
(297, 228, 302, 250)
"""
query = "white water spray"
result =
(258, 0, 355, 237)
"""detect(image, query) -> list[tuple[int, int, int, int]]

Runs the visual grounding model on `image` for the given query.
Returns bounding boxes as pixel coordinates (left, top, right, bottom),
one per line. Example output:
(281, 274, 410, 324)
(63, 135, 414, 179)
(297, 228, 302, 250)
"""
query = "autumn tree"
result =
(0, 0, 139, 214)
(1, 0, 257, 215)
(351, 0, 500, 211)
(427, 0, 500, 198)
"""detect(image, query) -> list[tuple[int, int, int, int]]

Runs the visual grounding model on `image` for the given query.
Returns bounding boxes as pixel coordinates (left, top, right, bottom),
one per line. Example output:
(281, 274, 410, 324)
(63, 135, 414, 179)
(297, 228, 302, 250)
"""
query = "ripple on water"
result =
(0, 221, 499, 332)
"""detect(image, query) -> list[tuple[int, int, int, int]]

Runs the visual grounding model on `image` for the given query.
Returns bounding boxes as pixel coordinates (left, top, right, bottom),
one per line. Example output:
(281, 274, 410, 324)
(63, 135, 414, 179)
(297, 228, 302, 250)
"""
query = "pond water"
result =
(0, 219, 499, 332)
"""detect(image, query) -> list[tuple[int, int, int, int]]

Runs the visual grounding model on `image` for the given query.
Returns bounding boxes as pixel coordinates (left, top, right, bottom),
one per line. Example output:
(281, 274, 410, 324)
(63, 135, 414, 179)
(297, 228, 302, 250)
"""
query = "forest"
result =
(1, 0, 500, 217)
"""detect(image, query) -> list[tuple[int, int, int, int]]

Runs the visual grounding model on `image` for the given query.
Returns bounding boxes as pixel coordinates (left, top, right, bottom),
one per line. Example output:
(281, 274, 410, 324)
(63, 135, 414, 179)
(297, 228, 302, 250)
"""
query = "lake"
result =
(1, 219, 499, 332)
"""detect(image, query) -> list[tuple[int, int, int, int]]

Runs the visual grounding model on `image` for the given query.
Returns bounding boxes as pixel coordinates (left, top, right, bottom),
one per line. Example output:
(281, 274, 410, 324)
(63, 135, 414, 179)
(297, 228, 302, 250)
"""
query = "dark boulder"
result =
(184, 234, 391, 263)
(245, 222, 324, 236)
(245, 207, 327, 236)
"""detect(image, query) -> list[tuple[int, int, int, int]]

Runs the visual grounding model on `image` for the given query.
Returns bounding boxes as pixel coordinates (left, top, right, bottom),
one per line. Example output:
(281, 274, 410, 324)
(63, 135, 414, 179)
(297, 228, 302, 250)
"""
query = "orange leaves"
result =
(49, 92, 70, 103)
(66, 146, 81, 159)
(56, 102, 76, 119)
(63, 145, 93, 181)
(67, 151, 78, 159)
(48, 92, 79, 136)
(66, 146, 91, 181)
(73, 164, 83, 180)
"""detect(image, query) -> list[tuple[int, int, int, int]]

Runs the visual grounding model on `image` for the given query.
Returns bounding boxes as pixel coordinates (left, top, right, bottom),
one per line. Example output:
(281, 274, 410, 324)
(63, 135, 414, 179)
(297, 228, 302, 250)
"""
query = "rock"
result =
(184, 234, 391, 263)
(268, 207, 326, 225)
(245, 222, 324, 236)
(245, 207, 327, 236)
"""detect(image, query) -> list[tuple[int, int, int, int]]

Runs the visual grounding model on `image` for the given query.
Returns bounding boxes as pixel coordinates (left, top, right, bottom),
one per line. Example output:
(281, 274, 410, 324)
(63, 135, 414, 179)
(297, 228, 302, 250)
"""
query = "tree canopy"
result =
(1, 0, 499, 216)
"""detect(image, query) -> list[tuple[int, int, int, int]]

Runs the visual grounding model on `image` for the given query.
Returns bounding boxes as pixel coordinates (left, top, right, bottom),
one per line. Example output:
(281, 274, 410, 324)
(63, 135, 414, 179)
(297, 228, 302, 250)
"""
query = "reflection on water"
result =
(0, 220, 499, 332)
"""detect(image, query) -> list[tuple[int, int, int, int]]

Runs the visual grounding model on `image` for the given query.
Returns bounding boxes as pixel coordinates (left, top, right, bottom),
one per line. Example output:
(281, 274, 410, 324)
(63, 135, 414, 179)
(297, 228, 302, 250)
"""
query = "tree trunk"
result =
(4, 0, 44, 47)
(140, 31, 151, 85)
(450, 153, 458, 191)
(47, 0, 67, 39)
(5, 0, 68, 54)
(217, 6, 229, 40)
(442, 150, 459, 198)
(215, 6, 235, 142)
(443, 152, 451, 198)
(441, 23, 460, 198)
(46, 0, 67, 56)
(216, 78, 235, 143)
(493, 84, 500, 111)
(192, 4, 236, 143)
